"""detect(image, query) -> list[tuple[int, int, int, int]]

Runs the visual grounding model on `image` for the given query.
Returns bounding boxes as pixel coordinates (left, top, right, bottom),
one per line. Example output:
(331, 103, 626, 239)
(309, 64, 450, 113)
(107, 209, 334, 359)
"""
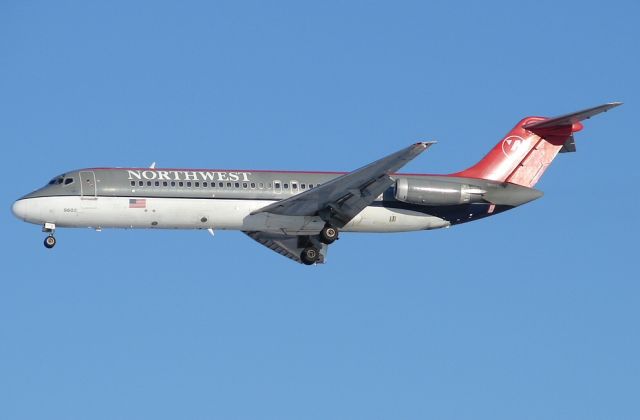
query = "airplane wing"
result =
(243, 231, 329, 264)
(251, 142, 435, 228)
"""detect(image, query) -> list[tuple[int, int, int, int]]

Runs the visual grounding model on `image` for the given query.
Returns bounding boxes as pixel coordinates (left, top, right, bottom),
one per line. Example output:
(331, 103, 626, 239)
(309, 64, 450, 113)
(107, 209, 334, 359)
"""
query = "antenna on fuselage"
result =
(149, 162, 156, 169)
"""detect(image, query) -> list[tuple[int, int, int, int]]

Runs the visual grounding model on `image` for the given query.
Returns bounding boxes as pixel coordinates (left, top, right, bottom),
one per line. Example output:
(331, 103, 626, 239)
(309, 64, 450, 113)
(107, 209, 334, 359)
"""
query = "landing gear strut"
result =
(300, 247, 320, 265)
(319, 224, 339, 244)
(42, 222, 56, 249)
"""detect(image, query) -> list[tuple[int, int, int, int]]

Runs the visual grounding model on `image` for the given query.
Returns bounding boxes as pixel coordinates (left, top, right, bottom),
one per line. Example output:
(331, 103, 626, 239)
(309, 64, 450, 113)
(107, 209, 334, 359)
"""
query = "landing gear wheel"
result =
(319, 225, 338, 244)
(300, 247, 320, 265)
(44, 235, 56, 249)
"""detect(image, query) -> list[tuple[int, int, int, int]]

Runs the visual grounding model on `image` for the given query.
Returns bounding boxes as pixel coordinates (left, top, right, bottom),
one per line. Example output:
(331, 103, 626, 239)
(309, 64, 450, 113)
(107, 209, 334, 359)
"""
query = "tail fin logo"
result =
(502, 136, 526, 158)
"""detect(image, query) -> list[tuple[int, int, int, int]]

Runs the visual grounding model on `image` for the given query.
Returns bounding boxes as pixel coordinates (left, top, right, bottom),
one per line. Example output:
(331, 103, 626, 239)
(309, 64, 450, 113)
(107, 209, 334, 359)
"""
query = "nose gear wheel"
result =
(44, 235, 56, 249)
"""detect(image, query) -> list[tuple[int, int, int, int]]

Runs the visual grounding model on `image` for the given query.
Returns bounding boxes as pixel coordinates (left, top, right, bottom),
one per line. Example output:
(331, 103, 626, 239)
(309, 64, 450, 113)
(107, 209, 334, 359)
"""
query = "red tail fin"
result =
(451, 116, 569, 187)
(452, 103, 621, 187)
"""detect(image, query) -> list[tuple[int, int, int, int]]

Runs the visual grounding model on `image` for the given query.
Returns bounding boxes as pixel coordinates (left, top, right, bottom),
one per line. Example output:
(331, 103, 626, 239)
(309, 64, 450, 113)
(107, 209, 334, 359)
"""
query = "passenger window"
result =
(202, 182, 207, 187)
(291, 181, 298, 191)
(130, 181, 136, 187)
(147, 181, 152, 186)
(259, 182, 264, 189)
(139, 181, 144, 186)
(234, 182, 240, 188)
(226, 182, 232, 188)
(283, 183, 289, 189)
(301, 183, 306, 189)
(250, 183, 256, 189)
(219, 182, 224, 188)
(242, 182, 248, 188)
(179, 182, 184, 187)
(171, 181, 176, 187)
(163, 181, 168, 187)
(154, 181, 159, 186)
(187, 181, 192, 187)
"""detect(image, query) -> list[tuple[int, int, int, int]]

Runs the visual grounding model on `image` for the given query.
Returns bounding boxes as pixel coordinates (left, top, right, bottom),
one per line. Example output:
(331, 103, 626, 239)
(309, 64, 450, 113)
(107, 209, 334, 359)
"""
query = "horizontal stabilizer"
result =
(523, 102, 622, 131)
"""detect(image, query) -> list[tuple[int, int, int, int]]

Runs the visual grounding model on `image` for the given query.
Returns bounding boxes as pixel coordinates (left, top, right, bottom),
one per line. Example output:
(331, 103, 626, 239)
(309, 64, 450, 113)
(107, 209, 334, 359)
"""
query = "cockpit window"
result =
(64, 178, 74, 185)
(49, 176, 64, 185)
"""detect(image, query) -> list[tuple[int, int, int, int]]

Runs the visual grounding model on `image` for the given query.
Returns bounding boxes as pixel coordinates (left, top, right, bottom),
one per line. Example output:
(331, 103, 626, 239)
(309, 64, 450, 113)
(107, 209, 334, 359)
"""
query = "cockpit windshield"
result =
(48, 176, 64, 185)
(47, 175, 74, 186)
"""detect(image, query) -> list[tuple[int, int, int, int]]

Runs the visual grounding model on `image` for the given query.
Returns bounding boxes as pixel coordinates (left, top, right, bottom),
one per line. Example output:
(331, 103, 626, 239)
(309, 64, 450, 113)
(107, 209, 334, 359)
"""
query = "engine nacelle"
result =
(395, 178, 485, 206)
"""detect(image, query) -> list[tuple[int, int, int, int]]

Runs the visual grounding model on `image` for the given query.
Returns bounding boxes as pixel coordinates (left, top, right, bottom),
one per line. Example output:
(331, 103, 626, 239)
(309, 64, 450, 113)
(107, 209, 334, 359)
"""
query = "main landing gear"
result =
(42, 222, 56, 249)
(299, 225, 340, 265)
(300, 247, 320, 265)
(319, 224, 338, 244)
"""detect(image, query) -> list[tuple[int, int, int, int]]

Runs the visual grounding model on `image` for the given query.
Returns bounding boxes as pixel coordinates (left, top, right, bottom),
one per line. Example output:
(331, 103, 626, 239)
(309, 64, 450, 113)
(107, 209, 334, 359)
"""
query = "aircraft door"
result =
(79, 171, 97, 200)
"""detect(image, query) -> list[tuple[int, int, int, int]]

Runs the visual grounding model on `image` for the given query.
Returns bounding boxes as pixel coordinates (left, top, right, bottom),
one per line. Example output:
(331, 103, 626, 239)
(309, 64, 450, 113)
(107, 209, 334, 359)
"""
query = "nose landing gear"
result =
(42, 222, 56, 249)
(44, 235, 56, 249)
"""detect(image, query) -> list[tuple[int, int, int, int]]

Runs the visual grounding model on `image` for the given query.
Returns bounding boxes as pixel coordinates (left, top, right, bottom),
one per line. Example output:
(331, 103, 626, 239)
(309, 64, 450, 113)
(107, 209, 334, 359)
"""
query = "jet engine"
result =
(394, 178, 485, 206)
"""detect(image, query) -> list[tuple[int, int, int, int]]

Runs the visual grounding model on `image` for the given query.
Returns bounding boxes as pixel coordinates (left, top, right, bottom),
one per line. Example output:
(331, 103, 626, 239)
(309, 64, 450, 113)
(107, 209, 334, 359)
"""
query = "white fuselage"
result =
(13, 195, 450, 234)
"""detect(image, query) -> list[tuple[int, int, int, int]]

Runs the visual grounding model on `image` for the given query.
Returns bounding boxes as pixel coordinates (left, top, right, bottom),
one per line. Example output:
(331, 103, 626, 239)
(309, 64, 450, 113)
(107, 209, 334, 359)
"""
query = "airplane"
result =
(11, 102, 621, 265)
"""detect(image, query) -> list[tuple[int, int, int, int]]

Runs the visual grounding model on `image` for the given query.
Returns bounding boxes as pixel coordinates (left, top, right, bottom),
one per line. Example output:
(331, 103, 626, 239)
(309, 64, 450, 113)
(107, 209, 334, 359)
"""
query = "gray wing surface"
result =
(244, 231, 329, 264)
(251, 142, 435, 228)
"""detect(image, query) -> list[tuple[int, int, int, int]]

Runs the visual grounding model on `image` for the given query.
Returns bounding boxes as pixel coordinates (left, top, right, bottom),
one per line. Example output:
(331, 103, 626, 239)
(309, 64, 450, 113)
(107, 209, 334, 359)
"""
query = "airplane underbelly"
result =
(343, 206, 450, 232)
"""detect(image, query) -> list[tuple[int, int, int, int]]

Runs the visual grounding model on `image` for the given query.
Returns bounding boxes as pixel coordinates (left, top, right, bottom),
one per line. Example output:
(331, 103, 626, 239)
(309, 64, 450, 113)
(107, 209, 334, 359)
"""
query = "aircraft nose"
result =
(11, 199, 30, 220)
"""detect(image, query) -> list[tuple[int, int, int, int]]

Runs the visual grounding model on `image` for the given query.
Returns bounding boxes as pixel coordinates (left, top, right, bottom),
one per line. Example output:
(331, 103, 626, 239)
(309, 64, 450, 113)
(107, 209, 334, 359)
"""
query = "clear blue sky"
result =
(1, 1, 638, 419)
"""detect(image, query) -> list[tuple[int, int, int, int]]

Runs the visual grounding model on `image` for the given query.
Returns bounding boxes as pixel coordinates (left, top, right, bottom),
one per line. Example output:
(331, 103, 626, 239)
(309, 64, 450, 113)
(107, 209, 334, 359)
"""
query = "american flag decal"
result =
(129, 199, 146, 208)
